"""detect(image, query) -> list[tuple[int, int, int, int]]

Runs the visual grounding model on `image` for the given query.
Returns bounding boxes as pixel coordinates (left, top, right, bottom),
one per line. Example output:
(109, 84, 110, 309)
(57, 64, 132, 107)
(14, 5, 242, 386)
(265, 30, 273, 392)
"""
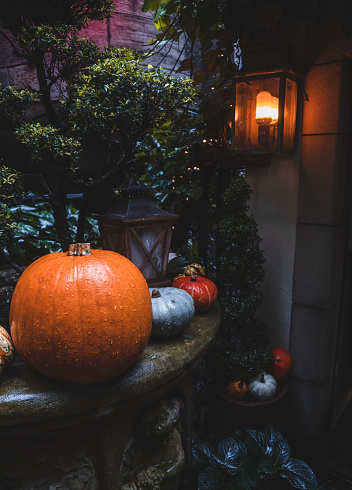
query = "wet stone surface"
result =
(0, 302, 220, 433)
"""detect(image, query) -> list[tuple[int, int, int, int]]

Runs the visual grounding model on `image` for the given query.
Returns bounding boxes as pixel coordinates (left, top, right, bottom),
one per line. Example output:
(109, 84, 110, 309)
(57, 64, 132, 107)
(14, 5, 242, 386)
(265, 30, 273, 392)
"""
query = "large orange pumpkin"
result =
(10, 243, 152, 384)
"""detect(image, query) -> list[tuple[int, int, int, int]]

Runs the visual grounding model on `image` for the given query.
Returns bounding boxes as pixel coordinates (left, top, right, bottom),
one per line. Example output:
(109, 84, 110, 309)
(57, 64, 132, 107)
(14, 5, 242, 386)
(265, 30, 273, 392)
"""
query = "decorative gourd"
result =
(171, 275, 218, 313)
(224, 380, 248, 400)
(0, 326, 14, 375)
(10, 243, 152, 384)
(149, 287, 195, 337)
(270, 347, 293, 382)
(184, 263, 205, 277)
(172, 262, 205, 282)
(167, 255, 201, 280)
(248, 372, 277, 400)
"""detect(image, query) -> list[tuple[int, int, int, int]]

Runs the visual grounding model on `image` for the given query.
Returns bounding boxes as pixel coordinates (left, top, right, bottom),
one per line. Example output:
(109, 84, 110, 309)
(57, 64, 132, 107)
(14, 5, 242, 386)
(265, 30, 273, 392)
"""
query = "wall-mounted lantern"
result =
(232, 70, 300, 155)
(97, 184, 179, 287)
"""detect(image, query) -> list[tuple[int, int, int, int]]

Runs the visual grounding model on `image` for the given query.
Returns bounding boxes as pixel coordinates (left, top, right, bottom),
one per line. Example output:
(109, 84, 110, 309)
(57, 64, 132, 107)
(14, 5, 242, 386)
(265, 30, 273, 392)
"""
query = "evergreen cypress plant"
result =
(211, 172, 273, 385)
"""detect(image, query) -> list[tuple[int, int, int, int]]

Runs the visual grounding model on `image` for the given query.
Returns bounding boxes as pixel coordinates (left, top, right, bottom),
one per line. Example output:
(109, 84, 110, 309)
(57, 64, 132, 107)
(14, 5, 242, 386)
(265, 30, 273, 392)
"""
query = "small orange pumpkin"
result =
(224, 380, 248, 400)
(10, 243, 152, 384)
(171, 274, 218, 313)
(0, 326, 14, 375)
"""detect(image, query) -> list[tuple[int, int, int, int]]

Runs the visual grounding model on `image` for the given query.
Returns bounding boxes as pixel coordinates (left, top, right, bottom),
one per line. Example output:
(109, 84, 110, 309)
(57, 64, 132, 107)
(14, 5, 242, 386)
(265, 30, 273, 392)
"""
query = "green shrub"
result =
(0, 165, 22, 248)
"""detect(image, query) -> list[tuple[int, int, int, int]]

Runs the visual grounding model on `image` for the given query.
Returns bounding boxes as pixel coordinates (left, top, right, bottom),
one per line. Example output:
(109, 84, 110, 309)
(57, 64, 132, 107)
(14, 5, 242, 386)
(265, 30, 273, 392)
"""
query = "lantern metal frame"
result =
(97, 184, 179, 287)
(231, 70, 301, 156)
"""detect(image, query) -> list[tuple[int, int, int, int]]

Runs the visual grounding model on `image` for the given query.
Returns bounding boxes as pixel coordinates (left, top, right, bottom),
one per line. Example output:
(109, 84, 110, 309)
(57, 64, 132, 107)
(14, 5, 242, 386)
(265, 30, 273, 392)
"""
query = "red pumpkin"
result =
(10, 243, 152, 384)
(270, 347, 293, 382)
(171, 274, 218, 312)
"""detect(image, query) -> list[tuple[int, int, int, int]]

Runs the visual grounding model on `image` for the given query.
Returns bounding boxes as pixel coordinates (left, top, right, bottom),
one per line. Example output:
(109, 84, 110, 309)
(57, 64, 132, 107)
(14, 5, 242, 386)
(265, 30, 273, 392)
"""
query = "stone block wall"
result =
(0, 0, 183, 95)
(288, 22, 352, 442)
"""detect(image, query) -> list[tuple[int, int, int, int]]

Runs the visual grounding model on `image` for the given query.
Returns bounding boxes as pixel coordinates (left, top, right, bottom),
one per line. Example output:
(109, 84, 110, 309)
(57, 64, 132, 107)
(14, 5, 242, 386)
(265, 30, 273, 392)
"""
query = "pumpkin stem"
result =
(260, 373, 265, 383)
(152, 289, 161, 298)
(67, 243, 91, 256)
(190, 274, 197, 282)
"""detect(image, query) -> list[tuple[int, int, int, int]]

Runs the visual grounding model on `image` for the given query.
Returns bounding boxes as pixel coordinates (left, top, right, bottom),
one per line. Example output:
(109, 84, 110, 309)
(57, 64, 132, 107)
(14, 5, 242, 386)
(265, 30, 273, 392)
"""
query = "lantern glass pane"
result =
(130, 226, 164, 279)
(234, 78, 280, 151)
(283, 78, 298, 151)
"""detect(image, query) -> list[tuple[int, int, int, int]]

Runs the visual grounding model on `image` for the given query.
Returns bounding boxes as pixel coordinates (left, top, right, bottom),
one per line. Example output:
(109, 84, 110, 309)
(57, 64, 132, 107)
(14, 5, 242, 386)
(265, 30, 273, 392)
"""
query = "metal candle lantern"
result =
(97, 183, 179, 287)
(232, 70, 300, 155)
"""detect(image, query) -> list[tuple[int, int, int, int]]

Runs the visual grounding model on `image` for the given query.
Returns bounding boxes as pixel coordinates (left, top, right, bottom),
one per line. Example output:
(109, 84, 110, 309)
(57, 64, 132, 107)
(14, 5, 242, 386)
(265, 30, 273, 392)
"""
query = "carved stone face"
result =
(142, 399, 181, 440)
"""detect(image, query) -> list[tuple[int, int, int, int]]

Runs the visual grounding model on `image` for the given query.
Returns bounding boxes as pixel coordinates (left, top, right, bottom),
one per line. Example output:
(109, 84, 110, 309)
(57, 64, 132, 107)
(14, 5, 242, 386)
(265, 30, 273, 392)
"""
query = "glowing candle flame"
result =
(256, 91, 273, 122)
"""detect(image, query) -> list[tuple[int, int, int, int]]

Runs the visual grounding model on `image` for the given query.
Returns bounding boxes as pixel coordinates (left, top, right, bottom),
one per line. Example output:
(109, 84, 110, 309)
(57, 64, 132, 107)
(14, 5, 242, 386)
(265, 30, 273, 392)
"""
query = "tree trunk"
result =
(75, 187, 91, 243)
(35, 61, 60, 127)
(50, 179, 72, 251)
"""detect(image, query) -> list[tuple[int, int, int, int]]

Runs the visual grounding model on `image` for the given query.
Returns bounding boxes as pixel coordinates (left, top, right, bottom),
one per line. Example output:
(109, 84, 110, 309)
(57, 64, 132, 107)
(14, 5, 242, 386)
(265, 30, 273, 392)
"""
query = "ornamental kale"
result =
(192, 425, 325, 490)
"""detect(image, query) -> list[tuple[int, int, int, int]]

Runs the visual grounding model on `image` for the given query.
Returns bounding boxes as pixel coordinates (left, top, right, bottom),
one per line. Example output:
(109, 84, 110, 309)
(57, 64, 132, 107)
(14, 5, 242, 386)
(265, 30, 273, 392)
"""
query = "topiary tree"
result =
(210, 173, 273, 384)
(0, 1, 196, 252)
(219, 174, 266, 345)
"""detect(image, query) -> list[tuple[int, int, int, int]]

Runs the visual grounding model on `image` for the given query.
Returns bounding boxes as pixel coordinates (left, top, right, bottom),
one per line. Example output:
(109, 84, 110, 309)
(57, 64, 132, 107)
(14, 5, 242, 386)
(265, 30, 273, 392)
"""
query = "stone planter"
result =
(212, 382, 289, 433)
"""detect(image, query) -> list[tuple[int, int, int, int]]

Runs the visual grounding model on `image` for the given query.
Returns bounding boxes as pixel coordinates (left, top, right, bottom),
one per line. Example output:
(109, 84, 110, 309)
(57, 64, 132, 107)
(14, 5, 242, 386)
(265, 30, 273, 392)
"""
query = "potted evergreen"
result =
(209, 173, 290, 430)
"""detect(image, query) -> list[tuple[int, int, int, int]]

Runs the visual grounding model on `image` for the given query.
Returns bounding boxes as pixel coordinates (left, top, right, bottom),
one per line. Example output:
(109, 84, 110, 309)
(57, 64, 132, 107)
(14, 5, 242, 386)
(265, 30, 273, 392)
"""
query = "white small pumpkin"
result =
(248, 372, 277, 400)
(149, 287, 195, 337)
(0, 325, 14, 375)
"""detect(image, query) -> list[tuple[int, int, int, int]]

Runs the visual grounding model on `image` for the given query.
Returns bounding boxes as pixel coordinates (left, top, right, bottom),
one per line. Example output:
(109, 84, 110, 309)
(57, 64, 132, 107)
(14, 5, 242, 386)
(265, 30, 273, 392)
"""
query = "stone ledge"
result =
(0, 302, 220, 436)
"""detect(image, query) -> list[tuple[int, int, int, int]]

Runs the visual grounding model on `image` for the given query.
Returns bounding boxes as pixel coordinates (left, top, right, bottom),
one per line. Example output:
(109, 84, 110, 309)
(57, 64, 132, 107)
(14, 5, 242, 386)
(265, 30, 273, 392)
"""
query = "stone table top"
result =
(0, 302, 220, 436)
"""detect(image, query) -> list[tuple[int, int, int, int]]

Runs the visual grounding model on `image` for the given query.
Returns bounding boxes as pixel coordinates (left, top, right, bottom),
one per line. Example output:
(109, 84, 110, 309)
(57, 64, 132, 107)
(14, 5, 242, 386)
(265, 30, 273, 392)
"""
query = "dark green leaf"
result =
(176, 58, 195, 73)
(245, 429, 268, 459)
(242, 456, 260, 488)
(280, 458, 318, 489)
(259, 458, 278, 475)
(272, 439, 291, 466)
(245, 426, 284, 460)
(232, 480, 252, 490)
(193, 442, 216, 465)
(198, 466, 226, 489)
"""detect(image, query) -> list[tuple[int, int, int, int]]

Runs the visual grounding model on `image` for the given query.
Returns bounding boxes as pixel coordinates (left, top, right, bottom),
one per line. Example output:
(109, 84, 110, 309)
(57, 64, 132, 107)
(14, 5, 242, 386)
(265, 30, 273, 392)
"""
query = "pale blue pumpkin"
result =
(149, 287, 195, 337)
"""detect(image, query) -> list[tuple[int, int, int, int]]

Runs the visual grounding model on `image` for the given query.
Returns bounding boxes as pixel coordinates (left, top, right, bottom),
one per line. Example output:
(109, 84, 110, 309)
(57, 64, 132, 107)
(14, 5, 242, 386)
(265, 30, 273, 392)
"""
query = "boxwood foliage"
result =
(0, 165, 23, 248)
(192, 425, 325, 490)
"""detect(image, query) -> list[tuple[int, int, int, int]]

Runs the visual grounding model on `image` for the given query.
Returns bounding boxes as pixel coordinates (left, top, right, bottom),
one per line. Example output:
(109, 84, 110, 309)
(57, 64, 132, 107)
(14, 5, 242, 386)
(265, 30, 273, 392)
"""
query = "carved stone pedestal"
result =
(0, 303, 220, 489)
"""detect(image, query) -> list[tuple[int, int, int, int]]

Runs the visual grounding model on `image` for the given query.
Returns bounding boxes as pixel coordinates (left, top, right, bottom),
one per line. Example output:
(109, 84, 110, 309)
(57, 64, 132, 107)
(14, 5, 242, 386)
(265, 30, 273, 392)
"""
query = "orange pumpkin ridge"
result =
(10, 244, 152, 384)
